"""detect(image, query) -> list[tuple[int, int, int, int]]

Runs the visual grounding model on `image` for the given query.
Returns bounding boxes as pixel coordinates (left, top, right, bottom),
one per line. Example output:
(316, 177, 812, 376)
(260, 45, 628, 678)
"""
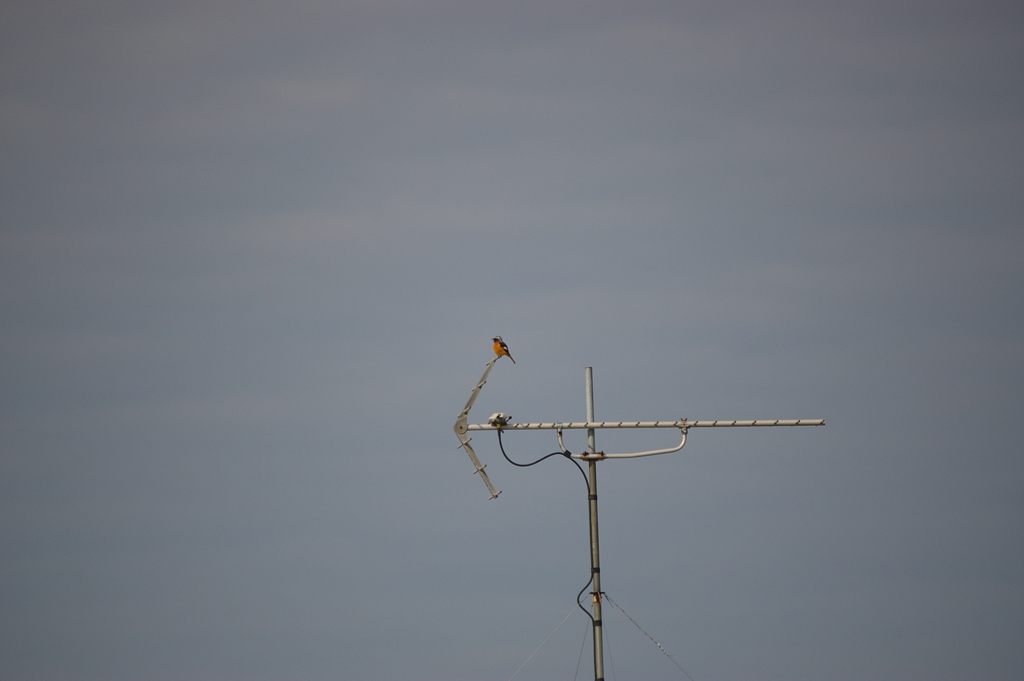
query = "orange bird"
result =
(492, 336, 515, 364)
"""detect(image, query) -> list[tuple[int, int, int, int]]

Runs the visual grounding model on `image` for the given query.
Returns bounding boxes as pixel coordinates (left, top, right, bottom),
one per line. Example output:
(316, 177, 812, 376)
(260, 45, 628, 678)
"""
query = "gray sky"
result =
(2, 2, 1022, 680)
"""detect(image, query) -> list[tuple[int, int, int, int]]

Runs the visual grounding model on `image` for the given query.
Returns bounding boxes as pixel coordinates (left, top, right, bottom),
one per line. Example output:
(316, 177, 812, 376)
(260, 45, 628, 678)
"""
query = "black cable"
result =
(496, 428, 594, 621)
(496, 428, 588, 487)
(576, 574, 595, 623)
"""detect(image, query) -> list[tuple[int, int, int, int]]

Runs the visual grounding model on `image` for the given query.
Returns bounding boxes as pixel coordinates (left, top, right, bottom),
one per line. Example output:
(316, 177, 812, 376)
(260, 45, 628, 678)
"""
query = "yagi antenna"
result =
(453, 355, 824, 681)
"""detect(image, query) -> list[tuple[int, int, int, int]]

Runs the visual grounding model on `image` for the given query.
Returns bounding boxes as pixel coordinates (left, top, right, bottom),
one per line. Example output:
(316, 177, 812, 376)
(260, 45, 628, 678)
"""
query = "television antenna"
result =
(453, 356, 824, 681)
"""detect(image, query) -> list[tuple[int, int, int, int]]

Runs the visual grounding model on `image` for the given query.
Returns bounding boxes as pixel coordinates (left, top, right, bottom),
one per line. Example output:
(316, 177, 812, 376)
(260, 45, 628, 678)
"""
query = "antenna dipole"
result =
(453, 361, 824, 681)
(452, 357, 502, 499)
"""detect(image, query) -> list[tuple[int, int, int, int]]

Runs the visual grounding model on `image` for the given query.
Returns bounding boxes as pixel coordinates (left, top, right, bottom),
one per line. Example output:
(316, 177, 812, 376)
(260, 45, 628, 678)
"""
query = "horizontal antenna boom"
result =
(466, 418, 825, 430)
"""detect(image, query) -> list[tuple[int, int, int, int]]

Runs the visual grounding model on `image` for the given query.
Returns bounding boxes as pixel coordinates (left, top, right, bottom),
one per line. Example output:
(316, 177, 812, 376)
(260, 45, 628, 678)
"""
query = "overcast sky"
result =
(2, 2, 1022, 680)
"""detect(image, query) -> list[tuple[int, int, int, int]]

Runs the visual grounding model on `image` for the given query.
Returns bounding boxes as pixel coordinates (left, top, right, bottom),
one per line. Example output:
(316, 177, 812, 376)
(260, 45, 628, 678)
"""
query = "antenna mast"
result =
(584, 367, 605, 681)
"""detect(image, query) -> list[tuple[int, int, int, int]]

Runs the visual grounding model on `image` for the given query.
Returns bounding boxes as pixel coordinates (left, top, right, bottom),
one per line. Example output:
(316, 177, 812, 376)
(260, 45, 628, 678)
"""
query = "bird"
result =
(492, 336, 515, 364)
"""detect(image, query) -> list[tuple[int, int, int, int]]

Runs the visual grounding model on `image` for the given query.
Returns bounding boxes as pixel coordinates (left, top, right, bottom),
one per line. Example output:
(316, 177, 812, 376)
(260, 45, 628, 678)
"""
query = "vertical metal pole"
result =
(585, 367, 605, 681)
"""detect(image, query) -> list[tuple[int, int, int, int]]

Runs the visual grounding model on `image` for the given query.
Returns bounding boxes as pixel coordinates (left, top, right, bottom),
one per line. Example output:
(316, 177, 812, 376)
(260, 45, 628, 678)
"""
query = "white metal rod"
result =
(585, 367, 596, 453)
(466, 418, 825, 430)
(572, 428, 688, 460)
(454, 435, 501, 499)
(453, 356, 499, 434)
